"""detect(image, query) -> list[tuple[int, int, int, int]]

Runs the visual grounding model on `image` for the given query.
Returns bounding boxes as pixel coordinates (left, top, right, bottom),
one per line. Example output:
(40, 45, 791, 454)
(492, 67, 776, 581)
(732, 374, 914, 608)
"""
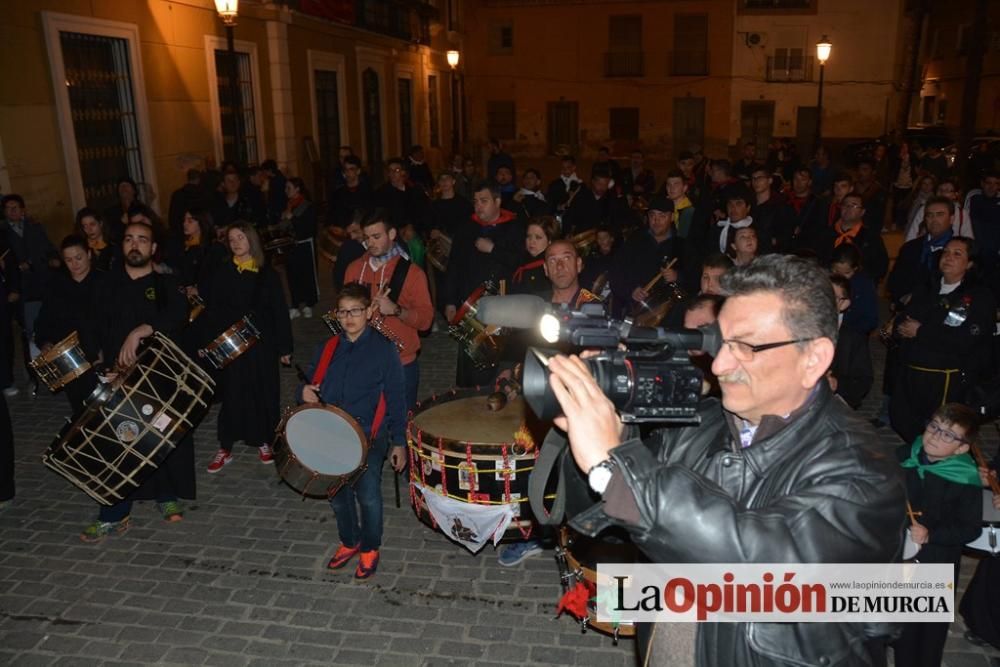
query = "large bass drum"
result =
(407, 388, 551, 541)
(42, 333, 215, 504)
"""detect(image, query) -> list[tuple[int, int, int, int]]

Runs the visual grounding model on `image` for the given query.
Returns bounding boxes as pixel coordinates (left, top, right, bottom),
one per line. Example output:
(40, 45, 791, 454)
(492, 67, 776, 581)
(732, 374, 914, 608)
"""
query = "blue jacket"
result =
(299, 327, 407, 446)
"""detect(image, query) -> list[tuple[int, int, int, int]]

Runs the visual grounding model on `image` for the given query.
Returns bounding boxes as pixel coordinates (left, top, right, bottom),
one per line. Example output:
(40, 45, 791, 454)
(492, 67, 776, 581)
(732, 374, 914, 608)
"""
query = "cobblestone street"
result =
(1, 293, 1000, 666)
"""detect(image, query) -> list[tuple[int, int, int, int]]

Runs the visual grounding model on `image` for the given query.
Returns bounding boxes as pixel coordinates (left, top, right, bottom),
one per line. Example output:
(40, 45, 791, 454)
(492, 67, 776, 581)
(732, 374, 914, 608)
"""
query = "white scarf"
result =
(560, 173, 582, 189)
(359, 243, 410, 288)
(518, 188, 546, 202)
(716, 216, 753, 253)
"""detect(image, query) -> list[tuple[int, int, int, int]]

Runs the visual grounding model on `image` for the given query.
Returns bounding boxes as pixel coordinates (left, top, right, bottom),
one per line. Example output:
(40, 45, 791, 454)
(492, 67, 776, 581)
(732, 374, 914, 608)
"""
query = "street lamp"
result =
(214, 0, 244, 165)
(814, 35, 832, 153)
(447, 50, 462, 156)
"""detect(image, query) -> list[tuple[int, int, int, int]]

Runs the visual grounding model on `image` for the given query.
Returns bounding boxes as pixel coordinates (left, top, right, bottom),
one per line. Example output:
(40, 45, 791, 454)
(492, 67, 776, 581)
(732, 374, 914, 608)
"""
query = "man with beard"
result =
(79, 221, 190, 542)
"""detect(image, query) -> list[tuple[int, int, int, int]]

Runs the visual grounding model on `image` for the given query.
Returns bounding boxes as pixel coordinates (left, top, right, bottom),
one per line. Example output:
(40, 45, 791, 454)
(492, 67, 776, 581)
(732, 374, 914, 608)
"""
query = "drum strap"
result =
(310, 335, 387, 440)
(387, 257, 411, 302)
(528, 427, 569, 526)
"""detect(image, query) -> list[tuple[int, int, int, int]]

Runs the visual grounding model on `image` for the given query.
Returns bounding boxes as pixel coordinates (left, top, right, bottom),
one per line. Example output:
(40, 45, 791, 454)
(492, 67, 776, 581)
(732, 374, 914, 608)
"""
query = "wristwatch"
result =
(588, 458, 617, 495)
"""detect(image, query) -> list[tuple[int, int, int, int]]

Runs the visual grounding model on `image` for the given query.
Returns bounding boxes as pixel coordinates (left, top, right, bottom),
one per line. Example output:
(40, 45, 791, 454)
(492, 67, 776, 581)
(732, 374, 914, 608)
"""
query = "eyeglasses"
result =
(335, 307, 366, 319)
(720, 338, 815, 362)
(925, 421, 967, 445)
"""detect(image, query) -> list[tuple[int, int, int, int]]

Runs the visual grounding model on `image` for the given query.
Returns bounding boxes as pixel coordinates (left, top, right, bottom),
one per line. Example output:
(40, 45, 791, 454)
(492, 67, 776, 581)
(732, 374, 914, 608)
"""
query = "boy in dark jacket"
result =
(828, 274, 873, 408)
(893, 403, 982, 667)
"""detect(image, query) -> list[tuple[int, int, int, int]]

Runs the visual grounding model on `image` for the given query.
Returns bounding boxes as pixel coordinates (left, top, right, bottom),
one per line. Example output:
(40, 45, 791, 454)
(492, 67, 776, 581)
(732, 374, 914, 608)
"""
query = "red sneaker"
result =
(355, 550, 380, 579)
(258, 444, 274, 464)
(206, 449, 233, 473)
(327, 544, 360, 570)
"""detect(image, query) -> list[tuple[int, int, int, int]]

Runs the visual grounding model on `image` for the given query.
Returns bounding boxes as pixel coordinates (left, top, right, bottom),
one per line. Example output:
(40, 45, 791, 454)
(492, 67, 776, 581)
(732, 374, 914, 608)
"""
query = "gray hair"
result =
(719, 254, 838, 346)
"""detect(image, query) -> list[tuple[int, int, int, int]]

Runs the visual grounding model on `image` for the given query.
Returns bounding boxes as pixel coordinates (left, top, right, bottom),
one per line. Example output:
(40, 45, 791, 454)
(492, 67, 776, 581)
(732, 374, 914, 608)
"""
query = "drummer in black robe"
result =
(202, 222, 293, 474)
(176, 208, 226, 352)
(79, 220, 189, 542)
(510, 216, 558, 297)
(34, 235, 104, 412)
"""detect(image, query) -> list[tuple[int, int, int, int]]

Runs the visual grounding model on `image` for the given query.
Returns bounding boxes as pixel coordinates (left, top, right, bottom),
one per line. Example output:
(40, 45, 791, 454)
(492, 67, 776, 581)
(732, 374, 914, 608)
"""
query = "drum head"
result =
(413, 396, 527, 444)
(285, 407, 365, 475)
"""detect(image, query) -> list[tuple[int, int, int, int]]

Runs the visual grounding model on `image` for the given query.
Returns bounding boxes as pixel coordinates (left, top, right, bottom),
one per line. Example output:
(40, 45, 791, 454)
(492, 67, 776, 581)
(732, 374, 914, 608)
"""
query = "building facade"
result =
(462, 0, 735, 170)
(0, 0, 461, 235)
(729, 0, 905, 156)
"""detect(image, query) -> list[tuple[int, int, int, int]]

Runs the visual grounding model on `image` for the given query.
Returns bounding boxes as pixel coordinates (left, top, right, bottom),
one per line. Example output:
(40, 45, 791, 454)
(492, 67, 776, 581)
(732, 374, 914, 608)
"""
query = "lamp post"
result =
(215, 0, 243, 165)
(447, 50, 461, 157)
(814, 35, 832, 154)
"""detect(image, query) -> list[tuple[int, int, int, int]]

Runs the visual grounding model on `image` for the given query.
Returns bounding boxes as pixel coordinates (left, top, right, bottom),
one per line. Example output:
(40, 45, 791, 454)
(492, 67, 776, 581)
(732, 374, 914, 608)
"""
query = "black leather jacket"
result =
(570, 383, 906, 666)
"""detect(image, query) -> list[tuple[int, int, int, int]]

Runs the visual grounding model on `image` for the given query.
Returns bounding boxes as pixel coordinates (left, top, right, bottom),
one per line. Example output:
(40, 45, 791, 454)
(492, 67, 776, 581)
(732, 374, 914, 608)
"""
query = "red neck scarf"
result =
(286, 193, 305, 214)
(833, 221, 862, 247)
(472, 208, 517, 227)
(513, 257, 545, 283)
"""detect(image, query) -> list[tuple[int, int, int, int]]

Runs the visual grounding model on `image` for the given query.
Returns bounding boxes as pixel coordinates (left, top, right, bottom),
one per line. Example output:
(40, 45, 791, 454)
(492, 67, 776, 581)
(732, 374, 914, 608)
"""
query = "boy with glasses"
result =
(299, 284, 407, 579)
(893, 402, 982, 667)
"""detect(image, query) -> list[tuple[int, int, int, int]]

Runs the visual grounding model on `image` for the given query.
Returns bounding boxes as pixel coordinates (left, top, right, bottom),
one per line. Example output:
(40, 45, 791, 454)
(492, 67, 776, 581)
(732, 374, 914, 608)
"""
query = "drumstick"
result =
(294, 364, 326, 407)
(640, 258, 678, 294)
(906, 501, 922, 527)
(970, 442, 1000, 496)
(394, 470, 401, 509)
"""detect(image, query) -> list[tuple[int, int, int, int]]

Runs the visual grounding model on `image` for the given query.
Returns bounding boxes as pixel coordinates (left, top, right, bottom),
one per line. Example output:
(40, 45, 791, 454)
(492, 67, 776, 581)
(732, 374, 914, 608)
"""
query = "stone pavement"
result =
(1, 293, 999, 667)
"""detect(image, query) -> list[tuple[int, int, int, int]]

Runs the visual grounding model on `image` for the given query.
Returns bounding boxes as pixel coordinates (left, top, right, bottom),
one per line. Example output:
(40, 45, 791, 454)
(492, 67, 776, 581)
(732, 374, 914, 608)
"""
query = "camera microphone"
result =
(475, 294, 549, 329)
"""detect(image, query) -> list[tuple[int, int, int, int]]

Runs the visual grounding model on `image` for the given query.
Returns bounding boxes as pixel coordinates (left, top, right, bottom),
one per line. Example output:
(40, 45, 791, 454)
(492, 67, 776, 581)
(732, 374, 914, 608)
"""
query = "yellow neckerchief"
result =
(674, 195, 693, 211)
(185, 233, 201, 249)
(88, 238, 107, 251)
(233, 256, 259, 273)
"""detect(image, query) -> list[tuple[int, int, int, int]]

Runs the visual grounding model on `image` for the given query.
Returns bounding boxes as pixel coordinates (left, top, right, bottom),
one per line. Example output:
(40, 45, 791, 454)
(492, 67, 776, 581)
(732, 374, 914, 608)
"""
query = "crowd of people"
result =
(0, 132, 999, 665)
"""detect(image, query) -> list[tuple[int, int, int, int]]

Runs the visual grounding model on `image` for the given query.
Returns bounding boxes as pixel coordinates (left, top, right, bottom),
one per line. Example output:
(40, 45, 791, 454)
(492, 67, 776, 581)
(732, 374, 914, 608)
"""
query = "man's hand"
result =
(279, 354, 291, 366)
(909, 522, 929, 545)
(48, 258, 62, 269)
(7, 291, 18, 303)
(444, 305, 457, 323)
(302, 384, 321, 404)
(18, 261, 28, 272)
(390, 445, 406, 472)
(39, 343, 53, 355)
(547, 354, 623, 472)
(660, 267, 678, 283)
(374, 286, 397, 316)
(185, 285, 199, 297)
(897, 317, 921, 339)
(513, 191, 525, 203)
(474, 237, 495, 254)
(117, 324, 153, 368)
(631, 286, 649, 303)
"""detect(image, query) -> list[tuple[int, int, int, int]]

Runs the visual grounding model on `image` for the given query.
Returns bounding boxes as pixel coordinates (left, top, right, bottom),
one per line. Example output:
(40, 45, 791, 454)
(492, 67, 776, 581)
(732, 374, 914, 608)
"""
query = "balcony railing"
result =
(604, 51, 644, 78)
(670, 50, 709, 76)
(765, 55, 815, 82)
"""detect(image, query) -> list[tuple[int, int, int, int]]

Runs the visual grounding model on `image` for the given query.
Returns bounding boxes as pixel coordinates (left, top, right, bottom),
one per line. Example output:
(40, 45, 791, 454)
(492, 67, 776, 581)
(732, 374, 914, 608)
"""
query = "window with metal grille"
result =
(59, 31, 146, 210)
(315, 69, 341, 179)
(398, 78, 413, 154)
(671, 14, 709, 76)
(606, 16, 643, 77)
(214, 49, 258, 166)
(428, 74, 440, 148)
(673, 98, 705, 153)
(548, 101, 579, 155)
(609, 108, 639, 141)
(487, 101, 516, 141)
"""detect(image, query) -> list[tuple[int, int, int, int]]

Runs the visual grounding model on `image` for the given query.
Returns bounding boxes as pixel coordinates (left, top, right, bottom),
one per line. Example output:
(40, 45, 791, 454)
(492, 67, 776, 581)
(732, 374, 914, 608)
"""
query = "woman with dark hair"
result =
(282, 177, 319, 318)
(889, 237, 997, 443)
(510, 215, 559, 296)
(34, 235, 104, 411)
(75, 208, 119, 271)
(202, 221, 293, 473)
(102, 177, 143, 243)
(179, 208, 226, 297)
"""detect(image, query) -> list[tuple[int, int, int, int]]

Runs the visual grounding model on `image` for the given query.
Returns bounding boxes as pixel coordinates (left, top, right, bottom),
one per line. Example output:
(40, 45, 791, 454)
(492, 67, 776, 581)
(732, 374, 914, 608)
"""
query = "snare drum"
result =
(448, 282, 502, 370)
(407, 388, 550, 540)
(42, 333, 215, 504)
(966, 490, 1000, 555)
(201, 316, 261, 370)
(557, 526, 638, 640)
(273, 404, 369, 497)
(30, 331, 91, 391)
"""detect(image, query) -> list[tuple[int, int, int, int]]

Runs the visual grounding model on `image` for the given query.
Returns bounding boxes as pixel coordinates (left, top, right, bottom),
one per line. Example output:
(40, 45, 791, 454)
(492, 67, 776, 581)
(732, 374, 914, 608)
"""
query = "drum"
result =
(201, 316, 261, 370)
(273, 404, 369, 498)
(556, 526, 638, 641)
(966, 490, 1000, 555)
(318, 225, 348, 263)
(261, 227, 296, 266)
(30, 331, 91, 392)
(407, 388, 550, 541)
(42, 333, 215, 504)
(448, 282, 503, 370)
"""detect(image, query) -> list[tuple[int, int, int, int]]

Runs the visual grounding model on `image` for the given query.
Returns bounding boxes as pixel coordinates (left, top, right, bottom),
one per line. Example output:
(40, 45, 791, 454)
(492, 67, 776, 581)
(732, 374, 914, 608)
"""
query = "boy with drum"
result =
(298, 283, 407, 579)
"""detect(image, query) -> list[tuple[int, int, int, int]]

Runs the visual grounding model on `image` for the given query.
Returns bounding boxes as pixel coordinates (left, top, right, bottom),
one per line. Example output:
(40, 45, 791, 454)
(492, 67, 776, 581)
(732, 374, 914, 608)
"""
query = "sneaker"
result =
(355, 550, 380, 579)
(302, 306, 313, 318)
(158, 500, 183, 523)
(327, 543, 361, 570)
(2, 386, 18, 398)
(289, 307, 301, 320)
(258, 444, 274, 464)
(80, 517, 130, 543)
(206, 449, 233, 473)
(497, 539, 544, 567)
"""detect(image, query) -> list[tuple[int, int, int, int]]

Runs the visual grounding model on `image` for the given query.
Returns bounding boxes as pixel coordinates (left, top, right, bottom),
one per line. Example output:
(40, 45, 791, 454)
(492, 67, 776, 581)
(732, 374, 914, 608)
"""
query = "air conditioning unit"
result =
(746, 32, 768, 47)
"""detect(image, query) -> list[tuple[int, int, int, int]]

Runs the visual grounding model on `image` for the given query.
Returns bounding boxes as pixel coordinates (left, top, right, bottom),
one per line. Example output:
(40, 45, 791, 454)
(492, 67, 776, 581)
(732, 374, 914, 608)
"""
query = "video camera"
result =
(475, 296, 721, 424)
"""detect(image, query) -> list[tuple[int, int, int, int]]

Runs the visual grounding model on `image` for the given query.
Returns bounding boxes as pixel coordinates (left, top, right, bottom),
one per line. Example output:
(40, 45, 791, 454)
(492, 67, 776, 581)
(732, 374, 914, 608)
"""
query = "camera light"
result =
(539, 313, 561, 344)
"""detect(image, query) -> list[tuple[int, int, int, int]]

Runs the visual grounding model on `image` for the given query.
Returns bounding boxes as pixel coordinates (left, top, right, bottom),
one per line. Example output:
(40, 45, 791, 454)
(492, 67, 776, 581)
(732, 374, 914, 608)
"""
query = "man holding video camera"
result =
(547, 255, 905, 666)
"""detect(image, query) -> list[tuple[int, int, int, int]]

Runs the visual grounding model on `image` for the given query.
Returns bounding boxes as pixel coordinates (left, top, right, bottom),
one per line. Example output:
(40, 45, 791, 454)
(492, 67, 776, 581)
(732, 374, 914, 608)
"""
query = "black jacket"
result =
(831, 324, 874, 409)
(886, 235, 944, 307)
(570, 383, 906, 666)
(561, 187, 633, 235)
(443, 211, 524, 308)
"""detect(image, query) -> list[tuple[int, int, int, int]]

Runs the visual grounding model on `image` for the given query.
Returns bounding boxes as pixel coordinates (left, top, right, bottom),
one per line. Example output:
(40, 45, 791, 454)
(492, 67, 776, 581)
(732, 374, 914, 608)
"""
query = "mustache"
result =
(717, 372, 749, 385)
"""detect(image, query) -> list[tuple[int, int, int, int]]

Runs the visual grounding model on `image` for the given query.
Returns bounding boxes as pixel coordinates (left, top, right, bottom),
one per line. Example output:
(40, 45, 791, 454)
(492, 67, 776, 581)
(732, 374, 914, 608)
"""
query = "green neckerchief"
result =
(900, 436, 981, 487)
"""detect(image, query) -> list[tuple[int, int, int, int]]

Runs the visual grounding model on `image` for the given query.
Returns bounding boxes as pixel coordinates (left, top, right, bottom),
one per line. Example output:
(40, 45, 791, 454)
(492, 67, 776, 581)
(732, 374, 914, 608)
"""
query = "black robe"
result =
(203, 262, 292, 448)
